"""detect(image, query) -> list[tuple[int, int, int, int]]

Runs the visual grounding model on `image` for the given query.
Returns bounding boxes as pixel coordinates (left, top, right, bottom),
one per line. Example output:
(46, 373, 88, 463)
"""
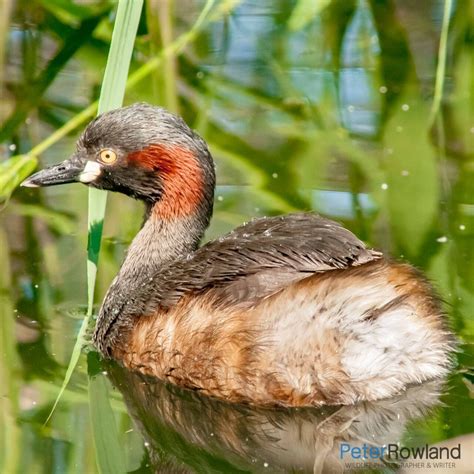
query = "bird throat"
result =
(93, 208, 206, 355)
(120, 211, 203, 278)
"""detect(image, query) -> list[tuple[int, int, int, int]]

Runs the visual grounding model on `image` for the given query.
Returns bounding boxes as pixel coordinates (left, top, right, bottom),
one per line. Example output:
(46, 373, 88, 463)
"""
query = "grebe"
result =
(22, 103, 454, 406)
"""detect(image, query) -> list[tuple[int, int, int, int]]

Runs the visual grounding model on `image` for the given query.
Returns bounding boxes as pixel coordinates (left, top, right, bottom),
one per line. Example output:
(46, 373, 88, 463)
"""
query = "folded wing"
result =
(153, 213, 382, 309)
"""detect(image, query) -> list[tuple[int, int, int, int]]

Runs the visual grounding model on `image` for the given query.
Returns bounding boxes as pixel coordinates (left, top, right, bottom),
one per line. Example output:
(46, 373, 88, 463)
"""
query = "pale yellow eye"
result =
(99, 149, 117, 164)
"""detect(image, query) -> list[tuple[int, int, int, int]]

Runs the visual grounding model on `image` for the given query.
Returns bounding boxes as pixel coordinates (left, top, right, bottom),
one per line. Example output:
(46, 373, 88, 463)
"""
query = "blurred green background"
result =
(0, 0, 473, 472)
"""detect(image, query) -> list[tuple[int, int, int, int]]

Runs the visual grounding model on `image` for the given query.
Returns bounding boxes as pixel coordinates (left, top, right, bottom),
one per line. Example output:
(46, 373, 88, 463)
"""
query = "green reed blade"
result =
(43, 315, 89, 426)
(0, 155, 37, 202)
(88, 0, 145, 315)
(44, 0, 144, 430)
(428, 0, 452, 127)
(0, 229, 21, 474)
(85, 6, 144, 467)
(88, 354, 126, 474)
(88, 375, 126, 473)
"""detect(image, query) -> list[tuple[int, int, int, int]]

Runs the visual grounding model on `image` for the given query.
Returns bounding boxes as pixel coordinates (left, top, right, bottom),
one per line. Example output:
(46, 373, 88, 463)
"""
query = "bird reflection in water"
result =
(107, 363, 445, 474)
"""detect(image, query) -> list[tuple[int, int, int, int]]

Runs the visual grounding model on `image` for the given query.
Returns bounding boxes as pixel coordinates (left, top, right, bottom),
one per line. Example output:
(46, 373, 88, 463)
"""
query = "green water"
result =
(1, 0, 473, 472)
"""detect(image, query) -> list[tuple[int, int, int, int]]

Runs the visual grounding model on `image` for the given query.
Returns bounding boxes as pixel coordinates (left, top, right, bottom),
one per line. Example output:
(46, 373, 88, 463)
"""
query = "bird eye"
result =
(99, 149, 117, 164)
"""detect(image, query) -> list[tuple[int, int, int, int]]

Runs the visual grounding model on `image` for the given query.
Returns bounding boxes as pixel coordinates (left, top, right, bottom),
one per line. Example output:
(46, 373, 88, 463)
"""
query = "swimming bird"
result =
(22, 103, 454, 406)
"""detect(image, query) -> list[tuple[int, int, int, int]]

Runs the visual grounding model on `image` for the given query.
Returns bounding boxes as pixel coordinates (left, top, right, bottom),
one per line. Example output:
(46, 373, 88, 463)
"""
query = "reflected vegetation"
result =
(1, 0, 473, 472)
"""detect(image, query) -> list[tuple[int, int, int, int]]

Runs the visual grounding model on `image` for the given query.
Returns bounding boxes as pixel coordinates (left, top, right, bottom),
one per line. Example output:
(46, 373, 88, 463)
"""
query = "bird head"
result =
(22, 103, 215, 222)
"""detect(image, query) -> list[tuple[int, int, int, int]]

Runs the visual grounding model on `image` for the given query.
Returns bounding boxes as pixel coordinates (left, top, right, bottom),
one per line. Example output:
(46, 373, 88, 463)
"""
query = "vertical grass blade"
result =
(89, 375, 127, 473)
(0, 230, 21, 474)
(88, 0, 145, 315)
(87, 2, 143, 472)
(428, 0, 452, 127)
(44, 0, 143, 429)
(88, 353, 126, 474)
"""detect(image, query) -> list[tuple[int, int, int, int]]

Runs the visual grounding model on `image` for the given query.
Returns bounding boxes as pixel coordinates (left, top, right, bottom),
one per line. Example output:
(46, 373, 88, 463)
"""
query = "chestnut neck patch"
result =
(127, 144, 204, 219)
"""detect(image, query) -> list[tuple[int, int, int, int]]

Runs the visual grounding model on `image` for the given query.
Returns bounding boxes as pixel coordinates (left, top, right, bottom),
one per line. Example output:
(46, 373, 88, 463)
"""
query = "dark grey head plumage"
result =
(23, 102, 215, 211)
(78, 103, 200, 154)
(76, 103, 215, 206)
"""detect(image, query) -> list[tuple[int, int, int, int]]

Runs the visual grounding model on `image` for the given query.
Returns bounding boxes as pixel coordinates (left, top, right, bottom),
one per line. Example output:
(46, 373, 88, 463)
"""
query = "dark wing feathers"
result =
(150, 213, 382, 309)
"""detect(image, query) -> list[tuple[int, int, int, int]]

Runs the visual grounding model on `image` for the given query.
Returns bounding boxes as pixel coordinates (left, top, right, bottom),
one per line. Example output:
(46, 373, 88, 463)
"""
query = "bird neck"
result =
(120, 209, 204, 278)
(93, 204, 208, 356)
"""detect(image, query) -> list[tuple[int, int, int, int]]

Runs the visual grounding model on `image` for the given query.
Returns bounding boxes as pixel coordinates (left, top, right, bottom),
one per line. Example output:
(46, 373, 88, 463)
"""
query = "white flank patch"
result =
(79, 161, 102, 183)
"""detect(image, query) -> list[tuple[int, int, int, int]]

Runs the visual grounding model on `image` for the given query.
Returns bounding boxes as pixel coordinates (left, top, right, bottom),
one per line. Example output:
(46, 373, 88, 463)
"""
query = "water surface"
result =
(1, 0, 473, 472)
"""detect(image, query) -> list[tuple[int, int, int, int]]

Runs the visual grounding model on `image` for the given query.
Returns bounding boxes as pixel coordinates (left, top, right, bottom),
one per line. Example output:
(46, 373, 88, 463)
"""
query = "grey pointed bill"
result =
(21, 158, 102, 188)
